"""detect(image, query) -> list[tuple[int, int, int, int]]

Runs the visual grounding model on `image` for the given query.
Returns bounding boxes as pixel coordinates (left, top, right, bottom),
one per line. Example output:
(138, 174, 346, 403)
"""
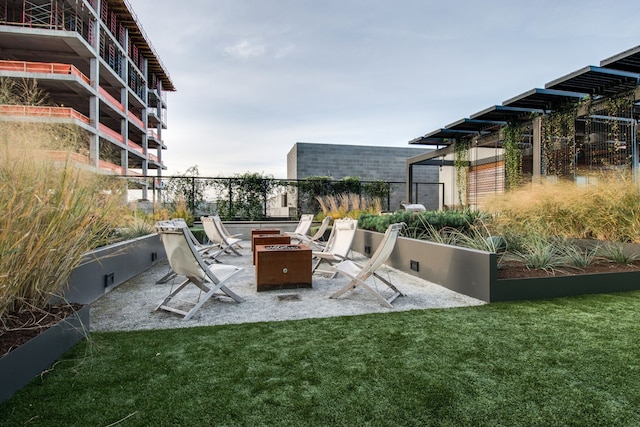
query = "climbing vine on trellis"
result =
(604, 93, 634, 157)
(453, 139, 469, 206)
(583, 92, 634, 169)
(503, 123, 522, 190)
(542, 107, 577, 177)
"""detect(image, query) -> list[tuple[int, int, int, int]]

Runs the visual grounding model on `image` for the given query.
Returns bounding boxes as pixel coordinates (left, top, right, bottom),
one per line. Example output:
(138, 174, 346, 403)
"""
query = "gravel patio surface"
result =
(90, 245, 485, 332)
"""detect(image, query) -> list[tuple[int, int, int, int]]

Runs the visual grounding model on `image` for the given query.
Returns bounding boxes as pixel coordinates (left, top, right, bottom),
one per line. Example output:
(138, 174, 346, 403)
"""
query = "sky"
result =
(130, 0, 640, 179)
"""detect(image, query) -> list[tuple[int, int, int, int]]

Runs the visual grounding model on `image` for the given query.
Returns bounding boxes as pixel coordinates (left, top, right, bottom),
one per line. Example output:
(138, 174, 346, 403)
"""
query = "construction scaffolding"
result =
(0, 0, 163, 98)
(0, 0, 85, 34)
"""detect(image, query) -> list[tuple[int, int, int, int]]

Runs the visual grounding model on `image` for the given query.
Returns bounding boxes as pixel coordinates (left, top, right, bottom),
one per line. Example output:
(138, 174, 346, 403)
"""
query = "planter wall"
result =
(0, 305, 90, 404)
(1, 235, 166, 404)
(353, 229, 495, 301)
(492, 272, 640, 301)
(222, 221, 302, 240)
(64, 233, 166, 305)
(353, 229, 640, 303)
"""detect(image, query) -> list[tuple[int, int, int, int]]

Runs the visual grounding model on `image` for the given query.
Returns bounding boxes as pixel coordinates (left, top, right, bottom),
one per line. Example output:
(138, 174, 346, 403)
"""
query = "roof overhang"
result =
(407, 145, 454, 166)
(409, 46, 640, 147)
(470, 105, 544, 122)
(409, 117, 507, 146)
(408, 128, 472, 146)
(600, 45, 640, 73)
(545, 65, 638, 96)
(445, 117, 506, 132)
(503, 87, 587, 110)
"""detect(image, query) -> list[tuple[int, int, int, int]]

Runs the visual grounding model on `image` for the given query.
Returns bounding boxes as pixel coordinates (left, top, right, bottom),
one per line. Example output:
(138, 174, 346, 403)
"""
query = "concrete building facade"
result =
(0, 0, 174, 199)
(287, 142, 440, 210)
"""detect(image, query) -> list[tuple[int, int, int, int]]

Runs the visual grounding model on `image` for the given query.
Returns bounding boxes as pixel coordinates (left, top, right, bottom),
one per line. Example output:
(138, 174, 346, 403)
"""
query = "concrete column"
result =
(532, 116, 542, 179)
(89, 57, 100, 168)
(406, 162, 414, 203)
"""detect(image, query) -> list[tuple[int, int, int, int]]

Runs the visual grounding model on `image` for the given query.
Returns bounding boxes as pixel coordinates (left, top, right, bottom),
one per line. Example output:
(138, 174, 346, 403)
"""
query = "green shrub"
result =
(358, 209, 481, 234)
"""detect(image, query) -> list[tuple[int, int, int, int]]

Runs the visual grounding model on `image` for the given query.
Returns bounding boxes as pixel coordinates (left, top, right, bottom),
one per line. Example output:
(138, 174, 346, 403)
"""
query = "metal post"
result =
(263, 180, 267, 219)
(190, 176, 195, 213)
(228, 178, 233, 217)
(633, 119, 639, 184)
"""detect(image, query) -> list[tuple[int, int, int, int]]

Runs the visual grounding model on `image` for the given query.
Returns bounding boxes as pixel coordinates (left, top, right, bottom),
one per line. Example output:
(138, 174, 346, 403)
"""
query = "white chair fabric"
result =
(284, 214, 314, 240)
(297, 216, 331, 249)
(311, 218, 358, 277)
(202, 216, 243, 257)
(155, 219, 219, 284)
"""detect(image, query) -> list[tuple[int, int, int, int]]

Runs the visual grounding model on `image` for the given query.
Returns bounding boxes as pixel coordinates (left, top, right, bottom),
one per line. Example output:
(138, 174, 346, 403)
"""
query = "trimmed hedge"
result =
(358, 210, 480, 233)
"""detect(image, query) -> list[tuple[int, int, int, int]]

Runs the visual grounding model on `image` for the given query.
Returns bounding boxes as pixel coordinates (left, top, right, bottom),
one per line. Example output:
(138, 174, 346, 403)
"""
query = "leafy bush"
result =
(358, 209, 481, 234)
(212, 172, 283, 220)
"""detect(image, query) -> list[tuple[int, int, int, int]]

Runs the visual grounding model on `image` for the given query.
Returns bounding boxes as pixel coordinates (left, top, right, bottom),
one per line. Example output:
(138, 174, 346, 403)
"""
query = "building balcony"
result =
(147, 107, 167, 129)
(0, 104, 90, 124)
(127, 111, 145, 131)
(46, 151, 141, 177)
(147, 87, 167, 108)
(99, 86, 125, 113)
(0, 60, 90, 85)
(147, 129, 165, 149)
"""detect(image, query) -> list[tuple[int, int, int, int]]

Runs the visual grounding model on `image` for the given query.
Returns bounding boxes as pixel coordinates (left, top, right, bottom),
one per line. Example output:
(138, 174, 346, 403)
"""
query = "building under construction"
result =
(0, 0, 175, 198)
(408, 46, 640, 209)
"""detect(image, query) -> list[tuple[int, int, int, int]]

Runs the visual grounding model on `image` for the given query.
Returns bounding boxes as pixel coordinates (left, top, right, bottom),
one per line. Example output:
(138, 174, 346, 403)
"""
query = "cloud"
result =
(133, 0, 640, 182)
(224, 40, 266, 60)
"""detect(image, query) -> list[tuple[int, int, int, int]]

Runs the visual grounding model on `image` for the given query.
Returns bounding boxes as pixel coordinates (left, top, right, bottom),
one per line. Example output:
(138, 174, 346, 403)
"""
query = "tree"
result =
(297, 176, 334, 214)
(363, 179, 391, 208)
(213, 172, 283, 220)
(163, 165, 210, 219)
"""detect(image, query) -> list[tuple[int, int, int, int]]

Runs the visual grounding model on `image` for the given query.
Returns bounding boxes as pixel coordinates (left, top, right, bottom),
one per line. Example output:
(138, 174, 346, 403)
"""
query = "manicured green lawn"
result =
(2, 292, 640, 426)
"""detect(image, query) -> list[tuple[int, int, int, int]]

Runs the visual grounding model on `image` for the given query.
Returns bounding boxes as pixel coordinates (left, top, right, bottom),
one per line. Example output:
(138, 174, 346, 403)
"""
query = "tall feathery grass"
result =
(485, 172, 640, 243)
(0, 122, 127, 317)
(316, 193, 382, 219)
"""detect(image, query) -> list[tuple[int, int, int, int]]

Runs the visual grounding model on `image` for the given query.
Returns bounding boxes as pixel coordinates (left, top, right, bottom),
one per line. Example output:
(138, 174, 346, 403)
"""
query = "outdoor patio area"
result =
(90, 244, 485, 332)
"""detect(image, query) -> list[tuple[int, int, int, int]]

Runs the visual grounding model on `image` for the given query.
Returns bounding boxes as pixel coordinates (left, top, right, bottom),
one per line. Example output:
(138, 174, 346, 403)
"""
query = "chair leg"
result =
(312, 258, 339, 278)
(330, 278, 359, 299)
(182, 281, 226, 320)
(156, 277, 244, 321)
(155, 278, 190, 311)
(331, 273, 404, 308)
(221, 243, 242, 256)
(155, 270, 176, 285)
(372, 272, 404, 297)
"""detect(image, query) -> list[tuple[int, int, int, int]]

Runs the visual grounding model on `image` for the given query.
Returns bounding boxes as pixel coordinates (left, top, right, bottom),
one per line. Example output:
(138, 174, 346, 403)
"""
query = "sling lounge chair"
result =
(311, 218, 358, 278)
(330, 222, 404, 308)
(296, 216, 331, 249)
(157, 219, 218, 257)
(212, 215, 243, 243)
(155, 219, 220, 284)
(156, 225, 244, 320)
(284, 214, 314, 241)
(202, 216, 243, 257)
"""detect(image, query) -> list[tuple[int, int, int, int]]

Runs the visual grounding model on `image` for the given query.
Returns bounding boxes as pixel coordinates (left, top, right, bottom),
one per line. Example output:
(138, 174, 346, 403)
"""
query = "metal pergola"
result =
(407, 44, 640, 206)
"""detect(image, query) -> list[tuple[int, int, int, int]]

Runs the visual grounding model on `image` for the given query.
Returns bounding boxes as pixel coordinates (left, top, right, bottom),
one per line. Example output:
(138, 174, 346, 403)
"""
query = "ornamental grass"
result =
(485, 172, 640, 243)
(0, 122, 127, 317)
(316, 193, 382, 219)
